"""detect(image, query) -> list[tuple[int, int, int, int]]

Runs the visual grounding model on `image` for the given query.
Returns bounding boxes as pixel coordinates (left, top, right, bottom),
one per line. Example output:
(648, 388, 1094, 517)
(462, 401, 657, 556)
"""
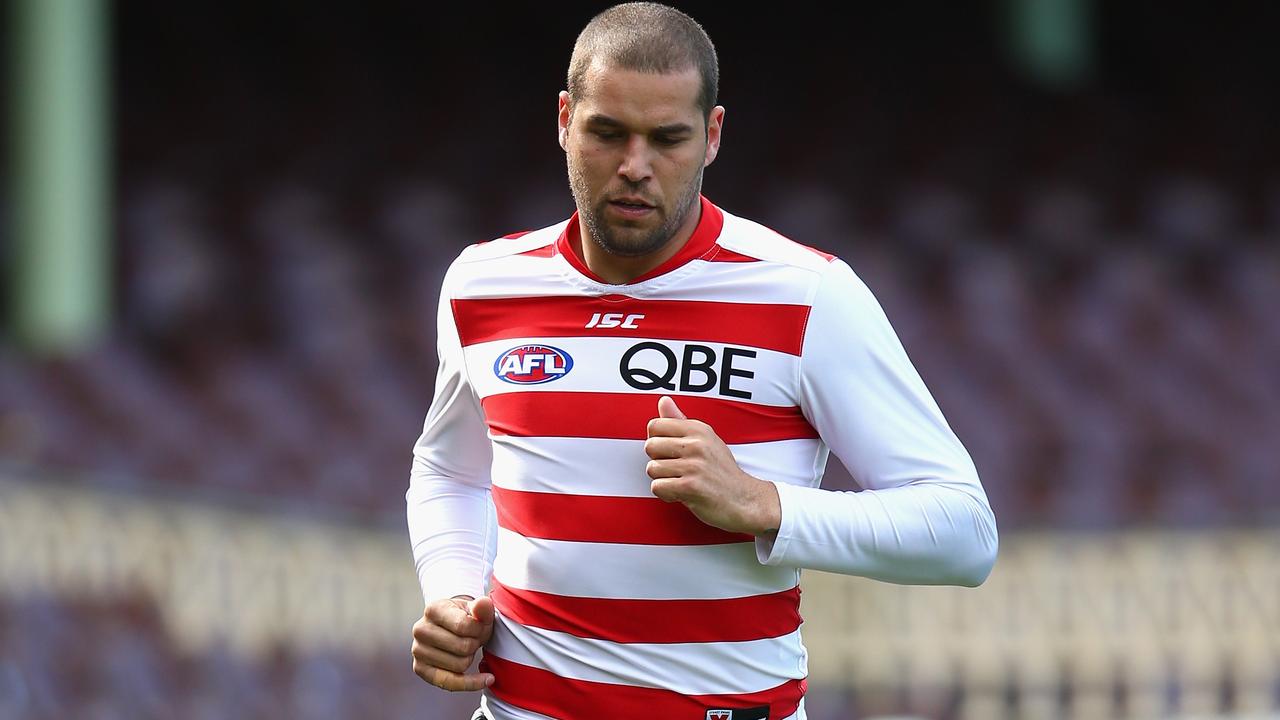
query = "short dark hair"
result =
(567, 2, 719, 123)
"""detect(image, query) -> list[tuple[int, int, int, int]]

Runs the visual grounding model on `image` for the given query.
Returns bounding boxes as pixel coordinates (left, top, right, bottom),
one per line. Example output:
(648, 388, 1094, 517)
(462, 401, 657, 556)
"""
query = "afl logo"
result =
(493, 345, 574, 385)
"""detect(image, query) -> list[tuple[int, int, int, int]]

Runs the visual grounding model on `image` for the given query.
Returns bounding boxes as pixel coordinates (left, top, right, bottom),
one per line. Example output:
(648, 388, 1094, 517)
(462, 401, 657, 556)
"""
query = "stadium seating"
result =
(2, 174, 1276, 528)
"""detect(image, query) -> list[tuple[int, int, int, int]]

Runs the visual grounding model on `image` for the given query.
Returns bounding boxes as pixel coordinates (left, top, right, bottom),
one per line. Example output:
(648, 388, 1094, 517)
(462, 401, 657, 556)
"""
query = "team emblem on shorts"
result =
(493, 344, 574, 384)
(706, 711, 733, 720)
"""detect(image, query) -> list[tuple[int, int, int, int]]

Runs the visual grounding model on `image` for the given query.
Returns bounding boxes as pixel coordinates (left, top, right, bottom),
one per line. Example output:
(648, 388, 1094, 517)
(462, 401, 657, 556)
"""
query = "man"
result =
(407, 4, 998, 719)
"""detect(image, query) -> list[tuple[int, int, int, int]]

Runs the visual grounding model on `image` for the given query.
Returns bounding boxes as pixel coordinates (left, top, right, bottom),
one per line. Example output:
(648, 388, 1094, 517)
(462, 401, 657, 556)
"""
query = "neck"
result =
(575, 202, 702, 284)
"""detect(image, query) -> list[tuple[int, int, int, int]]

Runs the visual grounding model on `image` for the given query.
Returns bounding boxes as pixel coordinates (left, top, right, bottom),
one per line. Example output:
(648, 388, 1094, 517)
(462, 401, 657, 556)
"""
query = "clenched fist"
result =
(411, 595, 495, 691)
(644, 395, 782, 536)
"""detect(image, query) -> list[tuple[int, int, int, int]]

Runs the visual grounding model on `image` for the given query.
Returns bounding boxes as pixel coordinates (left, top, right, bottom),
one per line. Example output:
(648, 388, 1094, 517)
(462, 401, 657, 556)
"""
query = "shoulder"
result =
(452, 222, 565, 265)
(714, 208, 839, 275)
(698, 207, 849, 308)
(440, 220, 568, 299)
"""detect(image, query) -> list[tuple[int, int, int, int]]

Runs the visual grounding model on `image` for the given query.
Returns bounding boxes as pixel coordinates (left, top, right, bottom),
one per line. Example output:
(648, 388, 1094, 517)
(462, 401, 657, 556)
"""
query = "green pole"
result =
(1008, 0, 1093, 90)
(9, 0, 111, 354)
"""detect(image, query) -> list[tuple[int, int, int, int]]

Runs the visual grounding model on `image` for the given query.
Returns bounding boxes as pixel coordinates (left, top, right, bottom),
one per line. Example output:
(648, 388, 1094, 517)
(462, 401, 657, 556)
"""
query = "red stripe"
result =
(481, 392, 817, 444)
(492, 485, 754, 545)
(452, 296, 810, 355)
(490, 578, 802, 643)
(502, 231, 533, 239)
(481, 653, 806, 720)
(517, 244, 555, 257)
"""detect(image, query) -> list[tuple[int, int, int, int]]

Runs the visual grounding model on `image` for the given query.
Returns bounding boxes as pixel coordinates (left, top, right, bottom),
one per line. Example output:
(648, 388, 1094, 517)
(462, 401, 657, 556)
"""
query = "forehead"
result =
(575, 61, 703, 127)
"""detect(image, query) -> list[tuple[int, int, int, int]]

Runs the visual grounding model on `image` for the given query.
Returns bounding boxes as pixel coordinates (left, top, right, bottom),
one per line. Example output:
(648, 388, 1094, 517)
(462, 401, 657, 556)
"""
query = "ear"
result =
(557, 91, 572, 151)
(704, 105, 725, 167)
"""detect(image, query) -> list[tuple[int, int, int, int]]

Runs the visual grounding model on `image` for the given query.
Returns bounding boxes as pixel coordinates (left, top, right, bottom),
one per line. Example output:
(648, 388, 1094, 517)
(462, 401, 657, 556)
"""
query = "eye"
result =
(653, 135, 686, 147)
(592, 130, 623, 141)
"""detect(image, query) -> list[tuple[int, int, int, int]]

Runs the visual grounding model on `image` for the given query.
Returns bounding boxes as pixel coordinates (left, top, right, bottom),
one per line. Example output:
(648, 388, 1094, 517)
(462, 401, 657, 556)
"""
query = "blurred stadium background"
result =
(1, 1, 1277, 718)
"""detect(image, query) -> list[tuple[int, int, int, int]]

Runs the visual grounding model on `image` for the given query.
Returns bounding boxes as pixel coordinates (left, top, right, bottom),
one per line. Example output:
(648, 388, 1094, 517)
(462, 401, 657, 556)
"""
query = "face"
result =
(559, 62, 724, 258)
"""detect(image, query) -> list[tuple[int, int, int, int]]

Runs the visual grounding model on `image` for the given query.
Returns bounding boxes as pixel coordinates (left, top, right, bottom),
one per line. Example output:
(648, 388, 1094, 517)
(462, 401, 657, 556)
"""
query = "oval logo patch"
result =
(493, 345, 574, 385)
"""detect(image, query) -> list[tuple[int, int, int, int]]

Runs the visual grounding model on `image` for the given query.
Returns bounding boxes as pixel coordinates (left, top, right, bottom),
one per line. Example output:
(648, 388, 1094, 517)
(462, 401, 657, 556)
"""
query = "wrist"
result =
(750, 476, 782, 536)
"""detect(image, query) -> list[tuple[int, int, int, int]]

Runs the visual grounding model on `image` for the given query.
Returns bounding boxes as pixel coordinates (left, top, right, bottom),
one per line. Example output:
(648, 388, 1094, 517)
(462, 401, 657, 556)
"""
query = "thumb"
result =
(467, 596, 495, 625)
(657, 395, 687, 420)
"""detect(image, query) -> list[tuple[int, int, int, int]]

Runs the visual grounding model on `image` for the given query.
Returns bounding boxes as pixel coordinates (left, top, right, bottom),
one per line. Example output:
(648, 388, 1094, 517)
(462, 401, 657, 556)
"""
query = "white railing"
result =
(800, 531, 1279, 719)
(1, 476, 1276, 719)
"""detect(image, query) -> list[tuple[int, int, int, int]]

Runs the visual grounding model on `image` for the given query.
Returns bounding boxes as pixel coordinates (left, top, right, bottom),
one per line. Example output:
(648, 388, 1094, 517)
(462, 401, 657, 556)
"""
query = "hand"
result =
(411, 595, 496, 691)
(644, 395, 782, 536)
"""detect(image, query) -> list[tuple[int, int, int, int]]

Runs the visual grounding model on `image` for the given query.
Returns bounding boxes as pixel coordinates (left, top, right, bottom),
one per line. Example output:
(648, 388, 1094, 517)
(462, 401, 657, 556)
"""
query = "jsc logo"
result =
(493, 345, 574, 385)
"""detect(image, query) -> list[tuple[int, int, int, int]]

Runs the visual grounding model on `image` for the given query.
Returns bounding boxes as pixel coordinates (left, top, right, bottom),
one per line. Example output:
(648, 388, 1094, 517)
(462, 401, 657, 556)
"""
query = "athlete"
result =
(407, 4, 998, 719)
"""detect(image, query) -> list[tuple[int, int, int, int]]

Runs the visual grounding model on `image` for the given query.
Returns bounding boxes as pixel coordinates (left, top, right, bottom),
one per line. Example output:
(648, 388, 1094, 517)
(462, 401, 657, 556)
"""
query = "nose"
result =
(617, 135, 654, 183)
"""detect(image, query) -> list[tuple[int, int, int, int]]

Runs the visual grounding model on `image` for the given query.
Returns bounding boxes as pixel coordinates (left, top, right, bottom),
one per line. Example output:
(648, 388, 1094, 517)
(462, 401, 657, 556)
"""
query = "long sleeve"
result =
(405, 262, 496, 603)
(756, 258, 998, 586)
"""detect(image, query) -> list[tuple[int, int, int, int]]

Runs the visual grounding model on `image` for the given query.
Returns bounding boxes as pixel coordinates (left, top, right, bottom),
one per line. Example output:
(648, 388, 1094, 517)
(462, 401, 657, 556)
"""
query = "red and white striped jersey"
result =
(407, 197, 998, 720)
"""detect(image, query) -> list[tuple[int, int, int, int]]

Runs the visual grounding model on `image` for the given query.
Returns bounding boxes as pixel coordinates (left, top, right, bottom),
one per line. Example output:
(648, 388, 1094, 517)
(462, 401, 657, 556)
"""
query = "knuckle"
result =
(431, 668, 454, 690)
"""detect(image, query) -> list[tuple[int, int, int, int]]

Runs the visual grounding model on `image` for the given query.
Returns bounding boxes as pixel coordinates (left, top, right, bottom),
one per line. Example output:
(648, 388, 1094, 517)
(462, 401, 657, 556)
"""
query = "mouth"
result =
(607, 197, 657, 219)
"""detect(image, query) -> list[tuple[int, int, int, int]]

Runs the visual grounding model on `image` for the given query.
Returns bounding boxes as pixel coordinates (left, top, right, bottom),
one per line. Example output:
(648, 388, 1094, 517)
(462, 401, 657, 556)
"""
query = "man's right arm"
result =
(406, 262, 495, 603)
(406, 261, 498, 691)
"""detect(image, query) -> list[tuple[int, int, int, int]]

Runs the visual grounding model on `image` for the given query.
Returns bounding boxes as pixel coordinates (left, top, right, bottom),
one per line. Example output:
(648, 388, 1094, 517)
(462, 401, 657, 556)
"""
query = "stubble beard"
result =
(568, 162, 703, 259)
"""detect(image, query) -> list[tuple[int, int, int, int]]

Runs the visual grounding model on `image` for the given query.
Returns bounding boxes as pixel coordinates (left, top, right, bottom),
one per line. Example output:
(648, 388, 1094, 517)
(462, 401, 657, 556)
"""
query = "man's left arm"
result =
(757, 258, 998, 586)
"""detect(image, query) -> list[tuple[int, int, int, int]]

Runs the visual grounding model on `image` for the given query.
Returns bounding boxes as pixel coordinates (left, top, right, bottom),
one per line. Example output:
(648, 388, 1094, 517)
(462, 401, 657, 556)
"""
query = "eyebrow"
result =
(584, 114, 696, 135)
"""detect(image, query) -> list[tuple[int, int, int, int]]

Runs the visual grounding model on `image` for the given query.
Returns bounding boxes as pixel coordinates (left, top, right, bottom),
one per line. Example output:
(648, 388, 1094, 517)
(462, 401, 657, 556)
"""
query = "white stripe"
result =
(479, 694, 558, 720)
(468, 336, 801, 407)
(733, 437, 828, 491)
(663, 257, 823, 304)
(489, 436, 651, 497)
(491, 437, 826, 497)
(456, 259, 596, 299)
(453, 253, 820, 305)
(487, 619, 807, 695)
(491, 527, 800, 600)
